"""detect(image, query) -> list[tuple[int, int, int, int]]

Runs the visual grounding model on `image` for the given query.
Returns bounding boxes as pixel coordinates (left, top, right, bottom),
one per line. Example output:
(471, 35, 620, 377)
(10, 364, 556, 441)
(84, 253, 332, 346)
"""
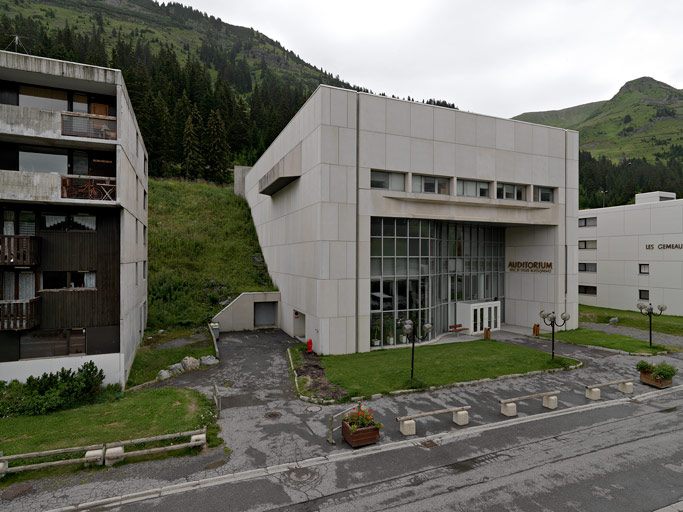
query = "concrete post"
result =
(542, 395, 558, 410)
(453, 410, 470, 426)
(585, 388, 601, 400)
(500, 402, 517, 417)
(104, 446, 125, 466)
(618, 382, 634, 394)
(399, 419, 417, 436)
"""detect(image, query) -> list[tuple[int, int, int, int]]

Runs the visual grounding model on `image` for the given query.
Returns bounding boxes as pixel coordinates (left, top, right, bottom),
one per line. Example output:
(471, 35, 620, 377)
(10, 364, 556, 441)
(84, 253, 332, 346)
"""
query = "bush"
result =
(636, 360, 654, 373)
(651, 362, 678, 381)
(0, 361, 105, 417)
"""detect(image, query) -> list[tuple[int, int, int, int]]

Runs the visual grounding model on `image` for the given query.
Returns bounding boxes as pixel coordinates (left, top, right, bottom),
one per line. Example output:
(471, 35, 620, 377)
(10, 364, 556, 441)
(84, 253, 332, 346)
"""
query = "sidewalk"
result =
(4, 329, 683, 511)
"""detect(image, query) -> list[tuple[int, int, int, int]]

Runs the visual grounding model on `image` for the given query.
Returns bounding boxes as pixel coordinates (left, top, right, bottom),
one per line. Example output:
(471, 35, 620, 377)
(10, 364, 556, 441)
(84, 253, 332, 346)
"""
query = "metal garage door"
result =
(254, 301, 277, 327)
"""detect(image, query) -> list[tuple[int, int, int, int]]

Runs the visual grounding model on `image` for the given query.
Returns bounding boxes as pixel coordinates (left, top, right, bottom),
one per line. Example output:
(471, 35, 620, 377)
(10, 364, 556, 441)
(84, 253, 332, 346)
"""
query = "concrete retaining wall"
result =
(212, 291, 281, 332)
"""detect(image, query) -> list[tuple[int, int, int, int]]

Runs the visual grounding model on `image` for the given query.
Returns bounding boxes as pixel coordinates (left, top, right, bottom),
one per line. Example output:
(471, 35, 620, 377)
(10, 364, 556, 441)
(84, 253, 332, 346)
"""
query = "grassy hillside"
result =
(0, 0, 342, 90)
(515, 77, 683, 162)
(148, 179, 274, 328)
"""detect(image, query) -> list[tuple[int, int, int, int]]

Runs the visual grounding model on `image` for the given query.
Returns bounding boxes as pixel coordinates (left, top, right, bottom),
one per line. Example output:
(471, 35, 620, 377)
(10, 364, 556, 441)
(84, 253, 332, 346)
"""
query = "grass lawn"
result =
(580, 305, 683, 336)
(148, 179, 275, 329)
(0, 387, 220, 485)
(544, 328, 671, 355)
(322, 340, 577, 397)
(126, 327, 216, 387)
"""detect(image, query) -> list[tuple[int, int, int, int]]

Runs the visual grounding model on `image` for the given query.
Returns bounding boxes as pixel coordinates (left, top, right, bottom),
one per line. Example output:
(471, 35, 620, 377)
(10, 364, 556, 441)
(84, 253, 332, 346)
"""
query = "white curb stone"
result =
(618, 382, 634, 394)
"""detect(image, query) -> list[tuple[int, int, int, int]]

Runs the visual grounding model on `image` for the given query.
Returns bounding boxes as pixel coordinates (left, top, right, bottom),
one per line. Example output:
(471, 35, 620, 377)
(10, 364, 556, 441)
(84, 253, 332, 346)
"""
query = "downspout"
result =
(564, 129, 569, 318)
(355, 91, 360, 352)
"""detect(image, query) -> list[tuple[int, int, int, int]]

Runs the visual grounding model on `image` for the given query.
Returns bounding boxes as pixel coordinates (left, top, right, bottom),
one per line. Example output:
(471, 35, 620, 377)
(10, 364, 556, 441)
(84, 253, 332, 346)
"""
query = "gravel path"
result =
(581, 321, 683, 349)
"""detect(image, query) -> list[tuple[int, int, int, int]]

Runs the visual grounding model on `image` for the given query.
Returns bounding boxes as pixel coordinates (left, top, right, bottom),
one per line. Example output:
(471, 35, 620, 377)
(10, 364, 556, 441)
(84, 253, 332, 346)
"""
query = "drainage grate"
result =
(420, 440, 438, 449)
(264, 411, 282, 420)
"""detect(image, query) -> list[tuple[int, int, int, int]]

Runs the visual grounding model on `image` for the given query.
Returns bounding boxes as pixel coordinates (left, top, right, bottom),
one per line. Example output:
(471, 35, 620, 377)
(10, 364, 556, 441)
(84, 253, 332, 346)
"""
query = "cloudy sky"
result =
(186, 0, 683, 119)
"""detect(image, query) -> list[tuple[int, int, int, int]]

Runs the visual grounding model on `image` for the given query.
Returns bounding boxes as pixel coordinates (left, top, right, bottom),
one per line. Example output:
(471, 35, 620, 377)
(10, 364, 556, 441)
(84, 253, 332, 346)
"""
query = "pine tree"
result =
(204, 110, 231, 183)
(182, 106, 203, 179)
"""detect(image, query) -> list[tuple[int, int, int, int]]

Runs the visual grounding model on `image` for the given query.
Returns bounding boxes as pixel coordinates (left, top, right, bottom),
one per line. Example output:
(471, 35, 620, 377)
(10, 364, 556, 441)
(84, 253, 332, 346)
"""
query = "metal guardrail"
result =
(61, 112, 117, 140)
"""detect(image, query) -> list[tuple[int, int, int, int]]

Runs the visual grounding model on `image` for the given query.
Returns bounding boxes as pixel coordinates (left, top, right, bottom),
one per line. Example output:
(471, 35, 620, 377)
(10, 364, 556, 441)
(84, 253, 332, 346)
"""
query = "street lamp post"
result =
(401, 319, 433, 385)
(637, 302, 667, 348)
(539, 310, 570, 360)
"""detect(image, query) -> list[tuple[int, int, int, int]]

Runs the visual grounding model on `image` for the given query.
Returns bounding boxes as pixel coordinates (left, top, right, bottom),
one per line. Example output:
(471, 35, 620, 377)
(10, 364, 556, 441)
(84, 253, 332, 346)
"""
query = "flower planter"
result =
(342, 421, 380, 448)
(639, 371, 673, 389)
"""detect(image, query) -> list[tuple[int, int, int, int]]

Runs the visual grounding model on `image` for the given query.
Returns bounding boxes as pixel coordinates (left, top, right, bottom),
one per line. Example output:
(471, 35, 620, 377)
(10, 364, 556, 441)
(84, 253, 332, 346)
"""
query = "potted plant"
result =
(342, 403, 383, 448)
(636, 360, 678, 389)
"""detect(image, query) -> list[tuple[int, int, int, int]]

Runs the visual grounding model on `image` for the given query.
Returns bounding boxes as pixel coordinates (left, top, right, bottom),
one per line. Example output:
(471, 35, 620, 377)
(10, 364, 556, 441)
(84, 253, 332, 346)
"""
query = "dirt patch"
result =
(296, 351, 347, 400)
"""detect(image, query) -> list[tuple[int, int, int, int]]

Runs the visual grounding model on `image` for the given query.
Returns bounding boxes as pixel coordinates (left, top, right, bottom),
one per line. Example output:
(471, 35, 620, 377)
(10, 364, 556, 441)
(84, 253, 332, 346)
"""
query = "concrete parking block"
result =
(105, 446, 125, 466)
(618, 382, 634, 394)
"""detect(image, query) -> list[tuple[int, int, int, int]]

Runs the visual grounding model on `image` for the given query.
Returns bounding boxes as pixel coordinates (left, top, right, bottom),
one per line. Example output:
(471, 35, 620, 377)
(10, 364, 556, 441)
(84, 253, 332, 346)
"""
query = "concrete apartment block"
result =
(233, 85, 579, 354)
(0, 51, 147, 386)
(578, 191, 683, 316)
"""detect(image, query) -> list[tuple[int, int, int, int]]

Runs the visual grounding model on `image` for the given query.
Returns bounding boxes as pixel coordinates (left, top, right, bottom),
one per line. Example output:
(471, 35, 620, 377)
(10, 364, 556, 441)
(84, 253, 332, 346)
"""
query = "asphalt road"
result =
(115, 389, 683, 512)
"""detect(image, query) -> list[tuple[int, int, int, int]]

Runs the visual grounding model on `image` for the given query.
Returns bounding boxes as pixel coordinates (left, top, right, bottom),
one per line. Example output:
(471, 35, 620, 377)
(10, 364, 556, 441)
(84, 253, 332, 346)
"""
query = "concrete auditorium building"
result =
(224, 85, 580, 354)
(578, 191, 683, 316)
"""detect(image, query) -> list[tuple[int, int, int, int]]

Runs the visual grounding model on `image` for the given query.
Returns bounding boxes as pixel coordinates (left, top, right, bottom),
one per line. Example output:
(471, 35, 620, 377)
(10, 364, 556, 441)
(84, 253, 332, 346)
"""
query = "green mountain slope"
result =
(0, 0, 344, 91)
(148, 179, 274, 328)
(515, 77, 683, 161)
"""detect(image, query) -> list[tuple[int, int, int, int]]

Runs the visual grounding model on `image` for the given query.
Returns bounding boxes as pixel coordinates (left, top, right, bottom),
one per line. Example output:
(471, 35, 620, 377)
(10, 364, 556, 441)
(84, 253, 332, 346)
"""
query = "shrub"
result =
(651, 362, 678, 381)
(0, 361, 105, 417)
(636, 360, 654, 373)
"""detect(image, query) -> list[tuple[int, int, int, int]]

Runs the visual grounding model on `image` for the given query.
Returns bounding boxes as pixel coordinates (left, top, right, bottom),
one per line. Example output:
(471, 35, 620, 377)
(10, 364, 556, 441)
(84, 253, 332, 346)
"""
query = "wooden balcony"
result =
(61, 175, 116, 201)
(0, 235, 39, 266)
(0, 297, 40, 331)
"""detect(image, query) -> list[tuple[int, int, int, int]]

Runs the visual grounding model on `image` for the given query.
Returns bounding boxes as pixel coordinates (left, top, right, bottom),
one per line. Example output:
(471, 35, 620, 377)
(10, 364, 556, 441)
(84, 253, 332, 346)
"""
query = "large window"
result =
(579, 217, 597, 227)
(371, 217, 505, 348)
(19, 149, 68, 174)
(579, 285, 597, 295)
(19, 85, 68, 111)
(457, 179, 490, 198)
(533, 186, 554, 203)
(579, 240, 597, 249)
(639, 289, 649, 300)
(370, 170, 405, 191)
(496, 183, 526, 201)
(578, 262, 597, 273)
(412, 175, 450, 195)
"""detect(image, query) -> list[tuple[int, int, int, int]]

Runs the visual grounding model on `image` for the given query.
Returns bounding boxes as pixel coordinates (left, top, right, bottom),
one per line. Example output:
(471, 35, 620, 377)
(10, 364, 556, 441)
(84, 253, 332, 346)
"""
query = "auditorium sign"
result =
(507, 261, 553, 273)
(645, 243, 683, 250)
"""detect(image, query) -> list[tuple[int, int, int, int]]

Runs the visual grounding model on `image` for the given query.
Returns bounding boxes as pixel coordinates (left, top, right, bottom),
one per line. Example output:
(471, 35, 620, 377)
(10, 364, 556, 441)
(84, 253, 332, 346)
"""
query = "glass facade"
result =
(370, 217, 505, 348)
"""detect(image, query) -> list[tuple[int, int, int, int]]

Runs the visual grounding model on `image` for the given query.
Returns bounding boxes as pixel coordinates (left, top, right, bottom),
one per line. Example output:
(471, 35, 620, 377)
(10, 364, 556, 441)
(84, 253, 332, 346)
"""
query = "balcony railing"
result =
(0, 297, 40, 331)
(61, 175, 116, 201)
(61, 112, 117, 140)
(0, 235, 39, 266)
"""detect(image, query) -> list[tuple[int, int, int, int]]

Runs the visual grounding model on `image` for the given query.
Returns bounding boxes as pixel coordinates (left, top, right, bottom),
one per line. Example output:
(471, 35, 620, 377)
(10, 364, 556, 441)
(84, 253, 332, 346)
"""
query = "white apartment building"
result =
(0, 51, 148, 386)
(225, 85, 579, 354)
(578, 191, 683, 315)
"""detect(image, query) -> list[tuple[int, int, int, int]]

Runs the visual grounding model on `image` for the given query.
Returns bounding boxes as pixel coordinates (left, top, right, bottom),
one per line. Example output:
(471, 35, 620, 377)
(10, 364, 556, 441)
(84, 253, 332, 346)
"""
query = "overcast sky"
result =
(185, 0, 683, 119)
